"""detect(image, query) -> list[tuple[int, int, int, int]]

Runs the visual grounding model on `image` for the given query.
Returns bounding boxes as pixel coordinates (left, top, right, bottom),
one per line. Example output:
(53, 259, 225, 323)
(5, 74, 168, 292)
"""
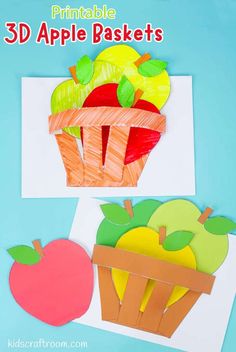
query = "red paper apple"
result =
(82, 83, 161, 165)
(8, 239, 93, 326)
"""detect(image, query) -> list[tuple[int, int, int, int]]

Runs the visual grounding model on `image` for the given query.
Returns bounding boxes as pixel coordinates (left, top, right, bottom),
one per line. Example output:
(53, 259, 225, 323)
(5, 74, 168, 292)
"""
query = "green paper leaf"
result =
(101, 204, 131, 225)
(8, 245, 41, 265)
(76, 55, 94, 85)
(163, 231, 194, 251)
(204, 217, 236, 235)
(138, 59, 168, 77)
(63, 126, 81, 139)
(117, 76, 135, 108)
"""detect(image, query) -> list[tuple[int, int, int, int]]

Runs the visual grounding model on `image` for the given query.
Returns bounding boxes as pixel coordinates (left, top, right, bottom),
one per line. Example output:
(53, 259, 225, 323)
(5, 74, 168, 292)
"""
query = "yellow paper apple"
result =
(112, 227, 196, 312)
(96, 45, 170, 109)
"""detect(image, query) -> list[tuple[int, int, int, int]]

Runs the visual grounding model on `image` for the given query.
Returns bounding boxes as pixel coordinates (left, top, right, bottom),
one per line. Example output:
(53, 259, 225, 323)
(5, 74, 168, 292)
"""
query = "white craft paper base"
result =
(22, 76, 195, 198)
(69, 198, 236, 352)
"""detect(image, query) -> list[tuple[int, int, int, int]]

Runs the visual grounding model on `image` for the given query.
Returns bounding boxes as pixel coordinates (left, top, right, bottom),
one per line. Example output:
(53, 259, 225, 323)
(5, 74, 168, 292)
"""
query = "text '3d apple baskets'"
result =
(49, 45, 170, 187)
(91, 200, 229, 338)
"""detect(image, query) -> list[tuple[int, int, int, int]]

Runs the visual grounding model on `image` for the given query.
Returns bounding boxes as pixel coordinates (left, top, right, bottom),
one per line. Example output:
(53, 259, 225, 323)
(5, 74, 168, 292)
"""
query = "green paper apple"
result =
(96, 199, 162, 247)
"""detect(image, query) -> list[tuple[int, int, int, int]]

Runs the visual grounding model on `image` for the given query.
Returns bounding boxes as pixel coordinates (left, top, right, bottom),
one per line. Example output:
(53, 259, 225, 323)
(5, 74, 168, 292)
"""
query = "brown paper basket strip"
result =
(139, 281, 174, 332)
(97, 266, 120, 322)
(49, 107, 166, 133)
(158, 290, 201, 337)
(93, 245, 215, 337)
(93, 245, 215, 294)
(117, 274, 148, 326)
(93, 245, 214, 337)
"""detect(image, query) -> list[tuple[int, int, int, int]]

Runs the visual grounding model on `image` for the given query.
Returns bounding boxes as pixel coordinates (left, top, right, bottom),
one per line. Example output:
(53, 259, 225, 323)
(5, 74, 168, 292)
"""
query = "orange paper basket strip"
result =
(50, 108, 166, 187)
(49, 107, 166, 134)
(82, 127, 103, 184)
(104, 126, 130, 182)
(122, 155, 148, 186)
(55, 132, 84, 186)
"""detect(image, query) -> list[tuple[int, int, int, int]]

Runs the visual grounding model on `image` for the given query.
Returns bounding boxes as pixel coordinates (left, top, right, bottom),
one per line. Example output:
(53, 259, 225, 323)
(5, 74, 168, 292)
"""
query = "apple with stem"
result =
(8, 239, 93, 326)
(148, 200, 231, 274)
(82, 81, 161, 165)
(97, 199, 162, 247)
(111, 225, 196, 312)
(51, 60, 122, 138)
(96, 44, 170, 110)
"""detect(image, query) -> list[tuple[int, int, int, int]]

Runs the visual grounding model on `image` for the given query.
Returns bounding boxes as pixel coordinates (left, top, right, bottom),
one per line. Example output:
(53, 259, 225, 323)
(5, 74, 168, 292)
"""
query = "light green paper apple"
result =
(148, 199, 228, 274)
(51, 60, 122, 115)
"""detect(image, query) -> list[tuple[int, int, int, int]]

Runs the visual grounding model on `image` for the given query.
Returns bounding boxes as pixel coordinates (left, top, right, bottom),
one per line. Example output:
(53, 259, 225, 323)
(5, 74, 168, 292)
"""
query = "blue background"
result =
(0, 0, 236, 351)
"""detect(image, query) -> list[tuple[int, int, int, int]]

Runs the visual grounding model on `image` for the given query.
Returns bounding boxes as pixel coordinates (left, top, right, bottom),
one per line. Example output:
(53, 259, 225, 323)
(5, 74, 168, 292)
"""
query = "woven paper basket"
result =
(49, 107, 166, 187)
(92, 245, 215, 338)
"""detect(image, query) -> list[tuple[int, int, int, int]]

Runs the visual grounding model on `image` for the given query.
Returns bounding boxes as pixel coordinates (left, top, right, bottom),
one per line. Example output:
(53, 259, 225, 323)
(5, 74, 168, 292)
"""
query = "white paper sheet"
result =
(21, 76, 195, 198)
(69, 198, 236, 352)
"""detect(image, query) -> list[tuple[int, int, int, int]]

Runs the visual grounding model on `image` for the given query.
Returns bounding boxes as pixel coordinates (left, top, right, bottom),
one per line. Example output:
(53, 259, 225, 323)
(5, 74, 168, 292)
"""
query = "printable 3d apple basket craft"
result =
(93, 199, 236, 337)
(48, 45, 170, 187)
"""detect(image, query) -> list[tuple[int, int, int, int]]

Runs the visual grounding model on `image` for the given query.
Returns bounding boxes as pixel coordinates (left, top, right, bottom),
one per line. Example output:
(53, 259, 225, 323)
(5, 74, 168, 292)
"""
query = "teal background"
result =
(0, 0, 236, 351)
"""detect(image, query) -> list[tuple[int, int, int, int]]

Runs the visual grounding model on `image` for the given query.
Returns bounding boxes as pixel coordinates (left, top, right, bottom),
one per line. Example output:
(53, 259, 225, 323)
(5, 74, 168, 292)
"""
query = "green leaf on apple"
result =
(117, 76, 135, 108)
(76, 55, 94, 85)
(163, 231, 194, 251)
(204, 217, 236, 235)
(100, 204, 131, 225)
(63, 126, 81, 139)
(138, 60, 168, 77)
(8, 245, 41, 265)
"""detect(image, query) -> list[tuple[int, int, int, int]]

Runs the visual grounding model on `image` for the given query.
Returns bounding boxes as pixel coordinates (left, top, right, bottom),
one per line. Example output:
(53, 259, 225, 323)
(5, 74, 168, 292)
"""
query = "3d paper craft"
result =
(49, 45, 170, 187)
(8, 239, 93, 326)
(92, 199, 236, 337)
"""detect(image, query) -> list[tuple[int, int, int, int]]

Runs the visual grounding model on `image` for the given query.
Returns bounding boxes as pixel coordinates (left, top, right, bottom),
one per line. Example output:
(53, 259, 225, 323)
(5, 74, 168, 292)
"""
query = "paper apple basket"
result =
(49, 107, 166, 187)
(92, 245, 215, 338)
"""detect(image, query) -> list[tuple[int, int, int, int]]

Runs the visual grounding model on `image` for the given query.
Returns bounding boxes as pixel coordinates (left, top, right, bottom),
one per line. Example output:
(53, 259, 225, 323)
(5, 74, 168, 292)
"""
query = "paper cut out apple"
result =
(51, 60, 122, 140)
(97, 199, 162, 247)
(148, 199, 229, 274)
(51, 60, 122, 115)
(83, 82, 161, 164)
(8, 239, 93, 326)
(96, 44, 170, 109)
(112, 227, 196, 312)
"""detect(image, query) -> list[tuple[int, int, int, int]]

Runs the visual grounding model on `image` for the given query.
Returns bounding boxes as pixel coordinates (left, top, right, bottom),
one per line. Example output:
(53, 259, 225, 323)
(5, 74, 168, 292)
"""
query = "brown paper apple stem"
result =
(134, 53, 151, 68)
(133, 89, 144, 106)
(69, 66, 79, 84)
(124, 199, 134, 218)
(198, 207, 213, 224)
(159, 226, 167, 244)
(32, 240, 44, 257)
